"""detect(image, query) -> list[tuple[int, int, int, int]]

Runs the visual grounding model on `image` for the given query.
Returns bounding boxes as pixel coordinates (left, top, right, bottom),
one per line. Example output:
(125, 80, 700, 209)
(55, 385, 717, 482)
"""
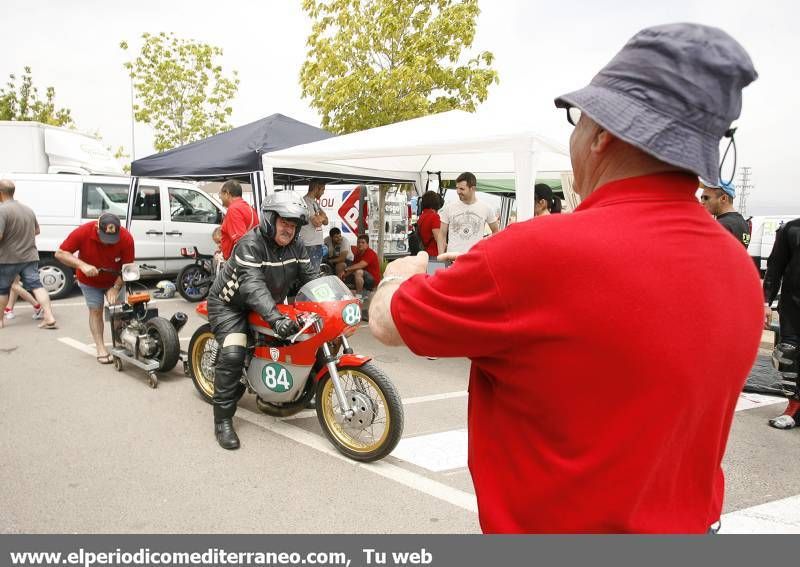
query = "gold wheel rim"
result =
(321, 369, 391, 453)
(191, 331, 216, 398)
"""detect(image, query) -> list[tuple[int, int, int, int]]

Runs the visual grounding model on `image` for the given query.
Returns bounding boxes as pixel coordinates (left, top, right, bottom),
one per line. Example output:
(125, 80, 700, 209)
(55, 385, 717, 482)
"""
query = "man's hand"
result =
(436, 251, 464, 263)
(105, 286, 121, 305)
(765, 306, 773, 329)
(384, 251, 428, 279)
(80, 263, 99, 278)
(272, 317, 300, 338)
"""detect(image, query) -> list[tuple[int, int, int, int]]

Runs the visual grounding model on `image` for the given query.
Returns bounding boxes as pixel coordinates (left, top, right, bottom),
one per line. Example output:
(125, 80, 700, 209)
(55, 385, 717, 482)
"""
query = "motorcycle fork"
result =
(317, 321, 354, 417)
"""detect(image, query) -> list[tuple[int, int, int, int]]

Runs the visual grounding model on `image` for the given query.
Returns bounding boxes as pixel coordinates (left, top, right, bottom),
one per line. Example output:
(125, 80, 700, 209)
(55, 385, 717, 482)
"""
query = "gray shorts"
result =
(0, 262, 42, 296)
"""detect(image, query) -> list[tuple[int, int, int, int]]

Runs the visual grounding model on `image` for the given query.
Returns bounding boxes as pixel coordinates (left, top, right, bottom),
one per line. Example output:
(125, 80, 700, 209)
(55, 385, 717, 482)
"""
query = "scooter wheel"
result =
(113, 357, 123, 372)
(148, 372, 158, 389)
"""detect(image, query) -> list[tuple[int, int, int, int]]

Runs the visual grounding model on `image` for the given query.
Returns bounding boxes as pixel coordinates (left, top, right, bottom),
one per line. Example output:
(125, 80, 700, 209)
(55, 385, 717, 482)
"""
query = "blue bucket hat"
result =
(555, 23, 757, 186)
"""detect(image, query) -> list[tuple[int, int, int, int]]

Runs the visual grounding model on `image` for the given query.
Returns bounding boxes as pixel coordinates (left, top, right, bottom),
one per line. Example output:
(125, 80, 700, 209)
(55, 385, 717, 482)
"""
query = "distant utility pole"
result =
(737, 166, 752, 217)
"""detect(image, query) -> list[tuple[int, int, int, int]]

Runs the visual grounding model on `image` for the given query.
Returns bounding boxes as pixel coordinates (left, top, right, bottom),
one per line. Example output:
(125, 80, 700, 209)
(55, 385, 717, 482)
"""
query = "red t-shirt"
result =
(221, 198, 258, 259)
(354, 247, 381, 284)
(390, 173, 764, 533)
(60, 222, 135, 289)
(417, 209, 441, 257)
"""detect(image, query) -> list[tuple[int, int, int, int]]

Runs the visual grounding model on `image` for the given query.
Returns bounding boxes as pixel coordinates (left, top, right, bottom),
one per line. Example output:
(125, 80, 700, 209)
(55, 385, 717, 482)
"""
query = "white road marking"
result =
(735, 392, 784, 411)
(235, 407, 478, 514)
(283, 390, 468, 421)
(721, 494, 800, 534)
(57, 337, 97, 356)
(18, 297, 186, 309)
(391, 429, 469, 472)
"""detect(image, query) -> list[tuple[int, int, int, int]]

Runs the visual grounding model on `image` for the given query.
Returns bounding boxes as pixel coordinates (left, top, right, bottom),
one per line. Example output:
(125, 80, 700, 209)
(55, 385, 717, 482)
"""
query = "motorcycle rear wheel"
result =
(177, 264, 212, 302)
(316, 362, 403, 462)
(188, 323, 216, 402)
(145, 317, 180, 372)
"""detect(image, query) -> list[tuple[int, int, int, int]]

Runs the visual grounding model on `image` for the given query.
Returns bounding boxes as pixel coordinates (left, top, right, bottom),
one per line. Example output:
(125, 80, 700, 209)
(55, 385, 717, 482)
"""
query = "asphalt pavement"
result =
(1, 288, 798, 533)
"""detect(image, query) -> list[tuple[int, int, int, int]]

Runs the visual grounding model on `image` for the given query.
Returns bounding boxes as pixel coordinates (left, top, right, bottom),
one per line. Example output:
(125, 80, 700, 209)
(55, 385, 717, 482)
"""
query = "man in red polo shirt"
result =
(55, 213, 135, 364)
(341, 234, 381, 298)
(218, 180, 258, 260)
(369, 24, 762, 533)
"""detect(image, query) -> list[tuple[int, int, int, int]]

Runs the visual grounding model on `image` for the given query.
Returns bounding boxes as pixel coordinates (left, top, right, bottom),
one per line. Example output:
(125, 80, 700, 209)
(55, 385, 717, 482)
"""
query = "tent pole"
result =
(514, 145, 540, 222)
(125, 177, 139, 230)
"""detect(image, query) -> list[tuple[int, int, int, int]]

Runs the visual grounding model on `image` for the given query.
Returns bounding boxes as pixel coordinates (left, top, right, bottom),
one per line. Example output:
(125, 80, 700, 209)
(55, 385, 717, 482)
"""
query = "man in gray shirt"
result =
(0, 179, 57, 329)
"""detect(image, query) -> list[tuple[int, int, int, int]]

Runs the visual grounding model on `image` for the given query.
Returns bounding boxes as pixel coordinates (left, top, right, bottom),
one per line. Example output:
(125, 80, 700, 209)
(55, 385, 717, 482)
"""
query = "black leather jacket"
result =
(764, 218, 800, 307)
(209, 227, 318, 323)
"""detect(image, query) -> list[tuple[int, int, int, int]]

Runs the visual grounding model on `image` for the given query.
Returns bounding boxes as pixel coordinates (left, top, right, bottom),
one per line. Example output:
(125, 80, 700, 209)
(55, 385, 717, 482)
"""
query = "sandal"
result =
(38, 321, 58, 330)
(96, 354, 114, 364)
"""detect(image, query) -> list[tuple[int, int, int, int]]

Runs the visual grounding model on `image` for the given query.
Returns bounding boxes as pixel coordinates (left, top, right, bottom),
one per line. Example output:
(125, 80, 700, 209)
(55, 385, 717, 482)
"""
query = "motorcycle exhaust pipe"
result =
(170, 312, 188, 333)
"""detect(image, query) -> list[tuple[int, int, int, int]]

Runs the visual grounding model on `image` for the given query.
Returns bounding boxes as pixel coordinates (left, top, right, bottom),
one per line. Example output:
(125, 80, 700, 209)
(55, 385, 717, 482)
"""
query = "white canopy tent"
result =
(262, 110, 573, 222)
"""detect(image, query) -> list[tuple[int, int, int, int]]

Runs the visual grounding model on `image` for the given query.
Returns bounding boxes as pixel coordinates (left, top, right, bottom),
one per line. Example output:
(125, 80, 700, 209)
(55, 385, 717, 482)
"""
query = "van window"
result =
(82, 183, 160, 220)
(169, 187, 220, 224)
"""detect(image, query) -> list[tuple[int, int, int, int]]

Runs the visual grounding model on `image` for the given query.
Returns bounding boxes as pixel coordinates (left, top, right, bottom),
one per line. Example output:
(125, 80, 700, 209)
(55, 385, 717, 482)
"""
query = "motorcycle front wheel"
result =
(187, 323, 216, 402)
(316, 362, 403, 462)
(177, 264, 212, 302)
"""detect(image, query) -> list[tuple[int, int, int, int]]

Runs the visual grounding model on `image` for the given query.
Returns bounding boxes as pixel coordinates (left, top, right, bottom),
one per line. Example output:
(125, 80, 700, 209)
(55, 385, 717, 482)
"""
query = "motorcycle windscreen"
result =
(296, 275, 354, 303)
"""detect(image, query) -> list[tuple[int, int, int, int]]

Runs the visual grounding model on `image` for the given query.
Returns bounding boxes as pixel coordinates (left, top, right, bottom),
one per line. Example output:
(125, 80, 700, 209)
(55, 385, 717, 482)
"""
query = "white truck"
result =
(7, 173, 224, 299)
(748, 215, 800, 274)
(0, 121, 123, 175)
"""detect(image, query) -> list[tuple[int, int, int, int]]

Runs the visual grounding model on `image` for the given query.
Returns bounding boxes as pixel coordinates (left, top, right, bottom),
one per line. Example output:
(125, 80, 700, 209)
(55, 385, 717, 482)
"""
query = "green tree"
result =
(300, 0, 498, 134)
(0, 66, 74, 126)
(121, 33, 239, 152)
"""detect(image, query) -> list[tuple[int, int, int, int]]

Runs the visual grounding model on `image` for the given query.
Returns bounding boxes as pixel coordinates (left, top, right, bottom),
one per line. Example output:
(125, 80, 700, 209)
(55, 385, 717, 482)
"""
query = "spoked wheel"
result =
(316, 362, 403, 462)
(145, 317, 180, 372)
(187, 323, 216, 403)
(177, 265, 212, 302)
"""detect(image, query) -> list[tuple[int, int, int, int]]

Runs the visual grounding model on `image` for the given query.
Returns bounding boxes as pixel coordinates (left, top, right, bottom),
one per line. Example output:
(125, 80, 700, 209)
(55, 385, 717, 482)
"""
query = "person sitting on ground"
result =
(533, 183, 563, 217)
(700, 179, 750, 248)
(341, 234, 381, 298)
(54, 213, 134, 364)
(3, 276, 45, 320)
(323, 227, 354, 277)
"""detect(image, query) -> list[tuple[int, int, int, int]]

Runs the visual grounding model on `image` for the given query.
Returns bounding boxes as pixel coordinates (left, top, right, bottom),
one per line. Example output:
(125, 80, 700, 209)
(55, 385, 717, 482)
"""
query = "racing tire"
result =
(187, 323, 216, 403)
(145, 317, 180, 372)
(176, 264, 212, 302)
(316, 362, 403, 462)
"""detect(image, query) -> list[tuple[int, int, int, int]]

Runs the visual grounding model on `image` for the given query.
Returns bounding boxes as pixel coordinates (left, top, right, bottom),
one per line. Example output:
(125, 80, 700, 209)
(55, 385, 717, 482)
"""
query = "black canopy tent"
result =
(124, 114, 337, 228)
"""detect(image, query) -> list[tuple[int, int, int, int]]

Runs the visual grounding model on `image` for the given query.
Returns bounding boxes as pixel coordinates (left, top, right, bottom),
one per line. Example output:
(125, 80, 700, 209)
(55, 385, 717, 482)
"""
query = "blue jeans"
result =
(0, 262, 42, 296)
(305, 245, 324, 274)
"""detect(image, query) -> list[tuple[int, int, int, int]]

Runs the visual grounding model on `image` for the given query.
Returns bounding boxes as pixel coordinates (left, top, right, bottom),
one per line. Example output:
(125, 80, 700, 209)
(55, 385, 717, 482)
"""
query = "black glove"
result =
(271, 316, 300, 338)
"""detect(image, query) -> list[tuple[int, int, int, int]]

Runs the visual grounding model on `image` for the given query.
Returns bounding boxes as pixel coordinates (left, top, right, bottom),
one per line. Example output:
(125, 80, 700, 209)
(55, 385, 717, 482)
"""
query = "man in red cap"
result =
(55, 213, 135, 364)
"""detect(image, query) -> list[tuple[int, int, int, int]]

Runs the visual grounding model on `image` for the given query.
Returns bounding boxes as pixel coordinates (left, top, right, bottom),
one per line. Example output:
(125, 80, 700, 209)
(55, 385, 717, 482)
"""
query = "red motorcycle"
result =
(186, 275, 404, 462)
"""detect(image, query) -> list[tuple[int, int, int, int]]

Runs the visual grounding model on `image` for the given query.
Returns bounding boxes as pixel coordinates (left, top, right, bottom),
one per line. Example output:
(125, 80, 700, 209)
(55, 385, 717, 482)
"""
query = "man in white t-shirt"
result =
(437, 171, 499, 254)
(298, 179, 328, 272)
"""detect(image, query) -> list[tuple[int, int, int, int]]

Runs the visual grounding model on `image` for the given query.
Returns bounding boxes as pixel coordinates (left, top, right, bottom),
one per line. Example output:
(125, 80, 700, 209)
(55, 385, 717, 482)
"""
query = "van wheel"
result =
(38, 258, 75, 300)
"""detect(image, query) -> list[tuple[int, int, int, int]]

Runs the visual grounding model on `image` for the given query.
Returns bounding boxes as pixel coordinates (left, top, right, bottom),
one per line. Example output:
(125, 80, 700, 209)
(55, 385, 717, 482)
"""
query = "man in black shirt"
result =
(700, 180, 751, 247)
(763, 217, 800, 429)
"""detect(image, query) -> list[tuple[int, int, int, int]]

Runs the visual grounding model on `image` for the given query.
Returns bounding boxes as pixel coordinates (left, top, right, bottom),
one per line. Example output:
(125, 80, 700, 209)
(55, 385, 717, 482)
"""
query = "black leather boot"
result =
(214, 418, 240, 450)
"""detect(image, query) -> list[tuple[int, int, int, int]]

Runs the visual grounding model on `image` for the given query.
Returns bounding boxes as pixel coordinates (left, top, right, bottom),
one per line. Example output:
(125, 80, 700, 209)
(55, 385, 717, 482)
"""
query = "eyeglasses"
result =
(565, 106, 582, 127)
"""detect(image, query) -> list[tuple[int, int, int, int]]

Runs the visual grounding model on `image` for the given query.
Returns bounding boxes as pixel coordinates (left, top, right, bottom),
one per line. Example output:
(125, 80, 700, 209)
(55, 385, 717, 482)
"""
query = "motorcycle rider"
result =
(207, 191, 317, 450)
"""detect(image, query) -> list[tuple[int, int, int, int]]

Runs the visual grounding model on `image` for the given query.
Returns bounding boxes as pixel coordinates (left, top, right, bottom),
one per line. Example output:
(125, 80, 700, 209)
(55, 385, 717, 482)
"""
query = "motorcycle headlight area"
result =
(121, 263, 141, 282)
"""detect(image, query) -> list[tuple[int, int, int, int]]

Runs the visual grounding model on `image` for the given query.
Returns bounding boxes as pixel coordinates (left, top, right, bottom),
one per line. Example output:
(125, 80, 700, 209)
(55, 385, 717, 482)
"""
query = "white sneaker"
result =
(768, 414, 797, 430)
(32, 306, 44, 320)
(3, 309, 15, 320)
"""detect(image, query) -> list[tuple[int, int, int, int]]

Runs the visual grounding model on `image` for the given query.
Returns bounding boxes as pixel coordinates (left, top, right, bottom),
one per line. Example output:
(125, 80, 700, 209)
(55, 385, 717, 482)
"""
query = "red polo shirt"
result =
(60, 222, 135, 288)
(390, 173, 764, 533)
(417, 209, 441, 257)
(354, 247, 381, 284)
(220, 198, 258, 259)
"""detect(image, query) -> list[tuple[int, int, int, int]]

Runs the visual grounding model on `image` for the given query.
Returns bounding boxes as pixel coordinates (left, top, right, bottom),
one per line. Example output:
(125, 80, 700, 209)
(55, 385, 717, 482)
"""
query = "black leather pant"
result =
(207, 298, 249, 422)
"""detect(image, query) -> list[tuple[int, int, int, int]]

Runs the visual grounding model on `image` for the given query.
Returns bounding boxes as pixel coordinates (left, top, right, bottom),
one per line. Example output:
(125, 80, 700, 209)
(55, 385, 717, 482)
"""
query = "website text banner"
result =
(0, 535, 795, 567)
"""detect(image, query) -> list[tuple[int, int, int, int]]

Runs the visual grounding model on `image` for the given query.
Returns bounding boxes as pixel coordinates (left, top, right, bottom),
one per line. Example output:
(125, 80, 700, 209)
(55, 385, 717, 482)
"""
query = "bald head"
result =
(0, 179, 15, 201)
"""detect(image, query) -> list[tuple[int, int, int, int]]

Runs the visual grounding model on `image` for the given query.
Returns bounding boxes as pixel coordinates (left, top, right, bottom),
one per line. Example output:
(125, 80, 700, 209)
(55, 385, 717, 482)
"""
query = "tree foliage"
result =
(121, 33, 239, 152)
(300, 0, 498, 134)
(0, 67, 74, 126)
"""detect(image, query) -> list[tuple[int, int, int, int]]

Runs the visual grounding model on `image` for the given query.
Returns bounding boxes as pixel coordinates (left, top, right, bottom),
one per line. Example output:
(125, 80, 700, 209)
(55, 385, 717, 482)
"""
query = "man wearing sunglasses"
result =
(369, 24, 762, 533)
(700, 180, 751, 248)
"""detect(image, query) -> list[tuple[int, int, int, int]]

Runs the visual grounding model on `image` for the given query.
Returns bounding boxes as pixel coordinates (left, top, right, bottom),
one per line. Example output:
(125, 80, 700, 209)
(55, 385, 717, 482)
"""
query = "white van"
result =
(748, 215, 799, 274)
(8, 173, 224, 298)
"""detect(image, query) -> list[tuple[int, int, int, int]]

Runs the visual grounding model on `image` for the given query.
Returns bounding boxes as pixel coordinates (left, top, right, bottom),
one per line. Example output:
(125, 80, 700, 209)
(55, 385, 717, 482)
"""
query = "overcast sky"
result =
(2, 0, 796, 214)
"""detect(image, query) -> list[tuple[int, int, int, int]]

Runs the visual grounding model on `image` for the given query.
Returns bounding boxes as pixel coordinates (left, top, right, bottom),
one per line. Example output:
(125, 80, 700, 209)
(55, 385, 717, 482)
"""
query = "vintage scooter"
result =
(104, 263, 187, 388)
(186, 275, 404, 462)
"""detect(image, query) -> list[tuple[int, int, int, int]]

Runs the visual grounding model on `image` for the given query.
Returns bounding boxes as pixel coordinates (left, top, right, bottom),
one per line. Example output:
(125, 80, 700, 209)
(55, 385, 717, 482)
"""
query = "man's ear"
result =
(590, 128, 615, 154)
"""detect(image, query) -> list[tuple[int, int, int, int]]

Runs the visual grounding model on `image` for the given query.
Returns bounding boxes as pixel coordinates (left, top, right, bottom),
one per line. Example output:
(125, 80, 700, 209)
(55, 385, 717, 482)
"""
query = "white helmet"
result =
(153, 280, 176, 299)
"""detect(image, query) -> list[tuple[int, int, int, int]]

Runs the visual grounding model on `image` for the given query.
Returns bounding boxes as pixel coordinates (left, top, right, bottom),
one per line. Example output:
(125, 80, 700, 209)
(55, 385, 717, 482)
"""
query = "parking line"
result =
(284, 390, 469, 421)
(58, 337, 97, 355)
(236, 406, 479, 514)
(17, 297, 186, 309)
